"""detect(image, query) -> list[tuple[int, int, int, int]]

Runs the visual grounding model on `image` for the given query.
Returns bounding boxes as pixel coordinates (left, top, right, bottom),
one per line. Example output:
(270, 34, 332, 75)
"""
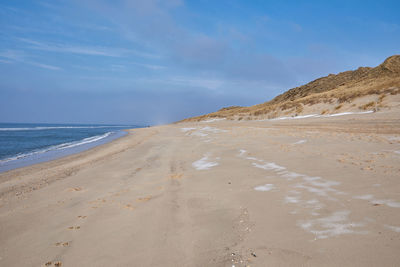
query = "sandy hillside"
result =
(0, 109, 400, 266)
(182, 55, 400, 122)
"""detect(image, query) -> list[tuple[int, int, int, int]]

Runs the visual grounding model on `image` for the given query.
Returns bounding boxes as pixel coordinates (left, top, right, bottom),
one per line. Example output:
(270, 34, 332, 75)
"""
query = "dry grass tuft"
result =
(359, 101, 376, 110)
(334, 104, 343, 110)
(378, 94, 386, 103)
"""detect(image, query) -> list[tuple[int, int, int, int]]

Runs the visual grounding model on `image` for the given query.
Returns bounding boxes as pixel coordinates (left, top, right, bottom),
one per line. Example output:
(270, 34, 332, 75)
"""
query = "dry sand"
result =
(1, 110, 400, 266)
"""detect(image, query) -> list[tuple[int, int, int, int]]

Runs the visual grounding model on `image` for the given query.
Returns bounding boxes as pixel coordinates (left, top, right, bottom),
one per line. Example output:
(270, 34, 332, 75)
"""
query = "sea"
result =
(0, 123, 141, 173)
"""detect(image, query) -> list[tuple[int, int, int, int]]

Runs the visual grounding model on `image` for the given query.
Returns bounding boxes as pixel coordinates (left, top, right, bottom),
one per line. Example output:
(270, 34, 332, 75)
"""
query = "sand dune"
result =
(182, 55, 400, 122)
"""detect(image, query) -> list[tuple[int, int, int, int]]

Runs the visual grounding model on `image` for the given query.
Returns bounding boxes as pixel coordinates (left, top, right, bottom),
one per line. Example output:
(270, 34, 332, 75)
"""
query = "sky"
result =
(0, 0, 399, 125)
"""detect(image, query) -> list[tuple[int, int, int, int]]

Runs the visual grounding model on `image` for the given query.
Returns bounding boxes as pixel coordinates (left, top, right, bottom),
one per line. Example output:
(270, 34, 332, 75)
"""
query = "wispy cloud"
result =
(131, 62, 165, 70)
(166, 76, 224, 90)
(27, 61, 61, 70)
(0, 50, 25, 61)
(72, 62, 165, 72)
(74, 74, 225, 91)
(18, 38, 158, 58)
(0, 49, 61, 70)
(110, 64, 126, 72)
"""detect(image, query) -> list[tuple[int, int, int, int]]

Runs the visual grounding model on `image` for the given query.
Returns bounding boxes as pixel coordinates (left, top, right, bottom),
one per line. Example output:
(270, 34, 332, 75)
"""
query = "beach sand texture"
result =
(0, 110, 400, 266)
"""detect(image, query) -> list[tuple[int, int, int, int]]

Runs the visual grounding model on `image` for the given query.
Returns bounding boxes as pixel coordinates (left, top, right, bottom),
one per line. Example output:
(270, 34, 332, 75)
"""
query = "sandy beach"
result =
(1, 110, 400, 266)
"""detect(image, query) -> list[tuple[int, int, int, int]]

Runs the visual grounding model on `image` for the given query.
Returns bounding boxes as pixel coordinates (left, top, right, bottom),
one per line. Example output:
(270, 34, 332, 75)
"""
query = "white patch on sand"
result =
(239, 150, 398, 235)
(240, 153, 345, 218)
(325, 111, 373, 117)
(285, 195, 301, 203)
(200, 118, 226, 123)
(192, 155, 219, 170)
(238, 149, 247, 156)
(302, 176, 321, 182)
(260, 111, 374, 122)
(269, 114, 319, 121)
(180, 127, 196, 132)
(186, 126, 228, 138)
(354, 194, 400, 208)
(254, 184, 275, 191)
(384, 225, 400, 233)
(279, 171, 305, 180)
(308, 179, 340, 188)
(292, 139, 307, 145)
(307, 199, 320, 205)
(237, 150, 264, 162)
(295, 184, 334, 199)
(295, 176, 341, 199)
(354, 195, 374, 200)
(286, 192, 324, 211)
(252, 162, 286, 171)
(374, 200, 400, 208)
(200, 126, 228, 133)
(305, 199, 324, 210)
(245, 155, 341, 198)
(191, 131, 208, 137)
(299, 210, 367, 239)
(384, 136, 400, 142)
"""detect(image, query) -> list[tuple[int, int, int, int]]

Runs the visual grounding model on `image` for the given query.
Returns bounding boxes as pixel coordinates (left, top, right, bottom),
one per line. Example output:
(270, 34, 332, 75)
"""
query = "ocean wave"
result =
(0, 125, 128, 131)
(0, 132, 113, 164)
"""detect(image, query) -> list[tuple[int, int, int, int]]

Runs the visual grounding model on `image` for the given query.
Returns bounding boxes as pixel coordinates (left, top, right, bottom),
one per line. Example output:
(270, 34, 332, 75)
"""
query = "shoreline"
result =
(0, 128, 152, 199)
(0, 130, 129, 174)
(0, 112, 399, 266)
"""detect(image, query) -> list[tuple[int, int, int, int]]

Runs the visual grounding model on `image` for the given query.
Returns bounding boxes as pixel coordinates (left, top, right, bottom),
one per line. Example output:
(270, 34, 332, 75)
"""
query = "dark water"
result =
(0, 123, 141, 172)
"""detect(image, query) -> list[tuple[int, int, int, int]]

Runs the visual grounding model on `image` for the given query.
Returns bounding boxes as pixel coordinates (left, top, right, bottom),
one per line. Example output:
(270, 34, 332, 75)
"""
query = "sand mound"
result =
(181, 55, 400, 122)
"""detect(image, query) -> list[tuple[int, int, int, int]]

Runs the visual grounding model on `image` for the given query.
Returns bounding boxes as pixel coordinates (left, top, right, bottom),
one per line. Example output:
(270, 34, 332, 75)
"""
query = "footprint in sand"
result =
(45, 261, 62, 266)
(55, 242, 69, 247)
(131, 167, 142, 175)
(89, 198, 107, 209)
(136, 196, 152, 202)
(68, 187, 83, 192)
(77, 215, 87, 219)
(67, 226, 80, 230)
(123, 204, 135, 210)
(170, 173, 183, 179)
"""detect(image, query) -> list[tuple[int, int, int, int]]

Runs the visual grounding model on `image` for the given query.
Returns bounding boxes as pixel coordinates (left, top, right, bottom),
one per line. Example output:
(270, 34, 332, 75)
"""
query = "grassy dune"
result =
(181, 55, 400, 122)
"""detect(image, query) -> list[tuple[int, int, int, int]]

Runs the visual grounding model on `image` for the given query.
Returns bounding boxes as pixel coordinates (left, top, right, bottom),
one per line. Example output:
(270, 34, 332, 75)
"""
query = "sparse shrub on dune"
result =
(295, 104, 304, 114)
(359, 101, 376, 110)
(334, 104, 343, 110)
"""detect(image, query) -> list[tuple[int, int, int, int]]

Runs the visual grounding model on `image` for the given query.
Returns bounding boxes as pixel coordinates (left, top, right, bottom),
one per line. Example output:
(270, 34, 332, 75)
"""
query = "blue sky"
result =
(0, 0, 399, 125)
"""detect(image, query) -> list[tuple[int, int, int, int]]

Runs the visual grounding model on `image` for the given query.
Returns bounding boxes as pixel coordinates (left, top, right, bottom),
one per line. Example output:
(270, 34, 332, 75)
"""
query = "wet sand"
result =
(0, 110, 399, 266)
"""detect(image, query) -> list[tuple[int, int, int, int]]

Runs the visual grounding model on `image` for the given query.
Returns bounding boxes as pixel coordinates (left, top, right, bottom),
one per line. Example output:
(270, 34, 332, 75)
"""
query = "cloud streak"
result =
(0, 49, 61, 70)
(18, 38, 157, 58)
(27, 61, 61, 70)
(78, 0, 299, 88)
